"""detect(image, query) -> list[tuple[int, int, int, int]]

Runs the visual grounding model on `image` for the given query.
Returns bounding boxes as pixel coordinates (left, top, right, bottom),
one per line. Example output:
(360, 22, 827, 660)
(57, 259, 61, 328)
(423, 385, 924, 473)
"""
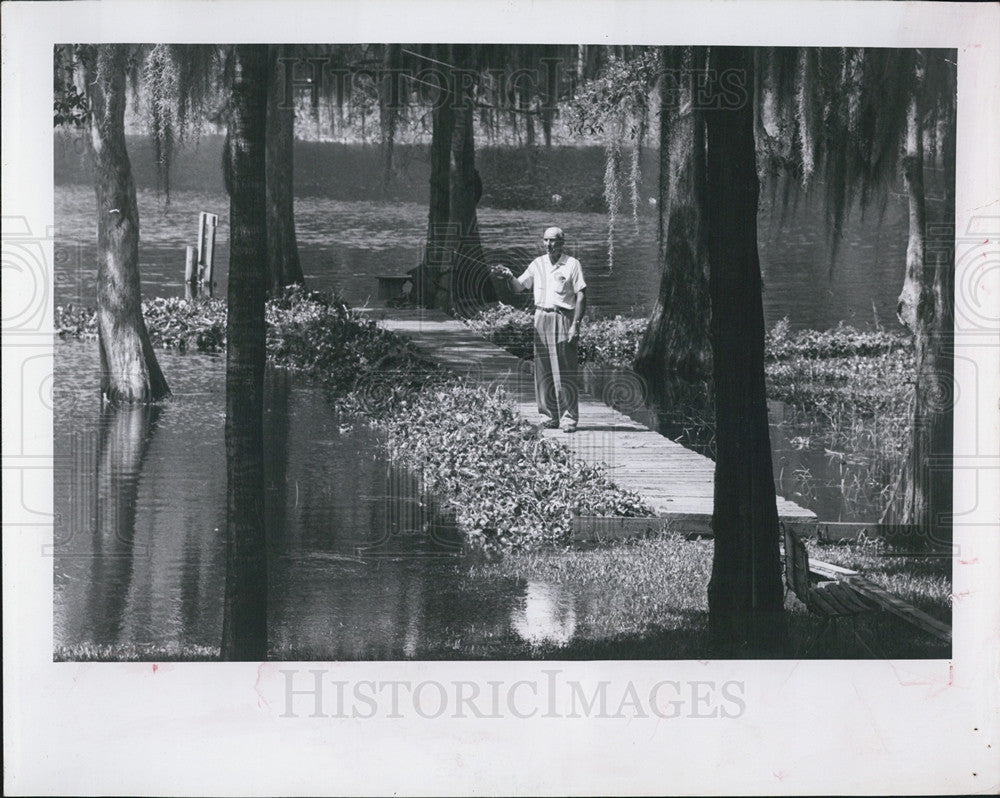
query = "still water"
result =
(55, 180, 914, 330)
(54, 343, 593, 657)
(53, 140, 925, 657)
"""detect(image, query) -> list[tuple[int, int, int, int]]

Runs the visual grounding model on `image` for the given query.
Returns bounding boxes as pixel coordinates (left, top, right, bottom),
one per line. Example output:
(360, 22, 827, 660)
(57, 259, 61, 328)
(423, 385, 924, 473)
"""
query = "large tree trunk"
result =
(634, 47, 712, 393)
(704, 47, 787, 656)
(82, 45, 169, 405)
(265, 44, 304, 294)
(417, 44, 455, 308)
(885, 52, 954, 551)
(446, 44, 495, 313)
(221, 44, 270, 662)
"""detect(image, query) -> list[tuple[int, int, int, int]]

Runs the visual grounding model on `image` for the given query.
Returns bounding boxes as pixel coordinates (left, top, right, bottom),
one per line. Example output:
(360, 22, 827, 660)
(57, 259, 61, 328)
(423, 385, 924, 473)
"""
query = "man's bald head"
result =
(543, 227, 565, 241)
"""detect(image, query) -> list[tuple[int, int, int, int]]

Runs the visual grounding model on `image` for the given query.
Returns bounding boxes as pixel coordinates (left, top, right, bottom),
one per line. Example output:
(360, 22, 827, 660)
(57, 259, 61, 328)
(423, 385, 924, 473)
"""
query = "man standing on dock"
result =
(491, 227, 587, 432)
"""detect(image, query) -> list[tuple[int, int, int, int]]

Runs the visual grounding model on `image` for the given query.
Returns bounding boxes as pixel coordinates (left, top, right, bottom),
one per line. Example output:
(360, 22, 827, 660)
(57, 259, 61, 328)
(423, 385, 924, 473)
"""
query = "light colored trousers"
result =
(533, 307, 579, 425)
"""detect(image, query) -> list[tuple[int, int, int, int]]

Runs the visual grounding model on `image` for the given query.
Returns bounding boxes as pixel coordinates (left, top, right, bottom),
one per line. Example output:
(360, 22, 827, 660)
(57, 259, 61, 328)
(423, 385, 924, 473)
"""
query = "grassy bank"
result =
(54, 534, 949, 661)
(462, 535, 948, 659)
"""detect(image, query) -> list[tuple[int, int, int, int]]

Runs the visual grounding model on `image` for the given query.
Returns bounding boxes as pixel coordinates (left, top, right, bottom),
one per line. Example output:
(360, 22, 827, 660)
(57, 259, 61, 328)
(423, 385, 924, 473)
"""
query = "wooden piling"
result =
(184, 245, 197, 299)
(198, 212, 219, 297)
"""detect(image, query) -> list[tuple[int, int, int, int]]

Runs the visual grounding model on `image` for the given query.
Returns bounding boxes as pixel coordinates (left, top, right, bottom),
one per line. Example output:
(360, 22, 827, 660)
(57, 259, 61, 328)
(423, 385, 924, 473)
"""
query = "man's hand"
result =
(490, 264, 513, 281)
(568, 321, 580, 343)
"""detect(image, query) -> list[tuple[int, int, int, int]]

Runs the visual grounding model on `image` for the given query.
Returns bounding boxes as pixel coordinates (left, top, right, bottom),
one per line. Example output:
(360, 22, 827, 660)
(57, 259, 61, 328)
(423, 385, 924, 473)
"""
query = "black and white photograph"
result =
(3, 1, 998, 795)
(49, 39, 958, 661)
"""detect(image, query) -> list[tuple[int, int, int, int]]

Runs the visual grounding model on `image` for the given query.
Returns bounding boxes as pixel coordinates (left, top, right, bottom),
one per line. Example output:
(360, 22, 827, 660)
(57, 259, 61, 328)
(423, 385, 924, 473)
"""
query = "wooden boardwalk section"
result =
(376, 308, 817, 538)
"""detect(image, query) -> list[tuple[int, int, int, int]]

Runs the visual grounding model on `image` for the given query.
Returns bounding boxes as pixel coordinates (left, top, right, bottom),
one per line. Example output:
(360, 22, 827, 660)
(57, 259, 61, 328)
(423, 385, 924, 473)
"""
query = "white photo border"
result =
(3, 1, 998, 795)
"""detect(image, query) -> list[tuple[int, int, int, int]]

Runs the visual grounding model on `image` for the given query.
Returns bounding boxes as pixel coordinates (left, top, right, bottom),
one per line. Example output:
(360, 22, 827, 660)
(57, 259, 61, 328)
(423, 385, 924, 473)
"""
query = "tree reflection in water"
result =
(86, 403, 163, 644)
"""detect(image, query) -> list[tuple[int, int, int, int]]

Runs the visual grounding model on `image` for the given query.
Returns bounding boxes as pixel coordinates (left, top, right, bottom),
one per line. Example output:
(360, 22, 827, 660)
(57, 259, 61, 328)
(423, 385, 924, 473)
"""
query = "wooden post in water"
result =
(184, 245, 198, 300)
(198, 212, 219, 297)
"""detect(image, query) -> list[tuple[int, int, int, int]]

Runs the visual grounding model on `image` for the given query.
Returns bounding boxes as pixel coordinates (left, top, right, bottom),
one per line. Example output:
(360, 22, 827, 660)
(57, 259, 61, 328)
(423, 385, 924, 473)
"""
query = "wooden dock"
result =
(376, 308, 817, 538)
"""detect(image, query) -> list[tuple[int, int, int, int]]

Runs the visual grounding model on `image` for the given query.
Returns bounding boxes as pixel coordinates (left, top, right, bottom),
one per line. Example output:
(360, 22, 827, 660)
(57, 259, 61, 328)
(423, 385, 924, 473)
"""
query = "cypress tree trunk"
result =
(704, 47, 787, 656)
(885, 52, 953, 550)
(634, 47, 712, 393)
(446, 44, 494, 313)
(221, 44, 269, 662)
(265, 44, 304, 294)
(82, 45, 169, 405)
(419, 43, 454, 308)
(264, 368, 291, 555)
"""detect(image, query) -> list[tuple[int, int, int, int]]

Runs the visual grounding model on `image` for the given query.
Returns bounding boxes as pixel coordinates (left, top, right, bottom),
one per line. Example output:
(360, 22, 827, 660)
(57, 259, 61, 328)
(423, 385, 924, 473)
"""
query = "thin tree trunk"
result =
(540, 45, 558, 147)
(634, 47, 712, 392)
(518, 45, 535, 146)
(221, 44, 269, 662)
(523, 95, 535, 146)
(380, 43, 403, 192)
(82, 45, 169, 405)
(265, 44, 304, 294)
(704, 47, 787, 656)
(885, 52, 953, 550)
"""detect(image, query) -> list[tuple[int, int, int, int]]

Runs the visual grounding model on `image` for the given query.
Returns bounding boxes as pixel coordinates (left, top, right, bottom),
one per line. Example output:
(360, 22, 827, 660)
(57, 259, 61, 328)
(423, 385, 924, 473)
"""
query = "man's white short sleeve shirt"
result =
(516, 254, 586, 310)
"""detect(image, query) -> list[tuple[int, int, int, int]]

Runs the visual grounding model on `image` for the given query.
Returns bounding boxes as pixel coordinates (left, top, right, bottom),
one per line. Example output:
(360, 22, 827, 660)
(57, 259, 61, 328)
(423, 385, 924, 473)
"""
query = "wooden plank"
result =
(807, 589, 840, 617)
(819, 583, 858, 616)
(809, 559, 862, 579)
(845, 575, 952, 644)
(826, 582, 875, 615)
(807, 557, 952, 643)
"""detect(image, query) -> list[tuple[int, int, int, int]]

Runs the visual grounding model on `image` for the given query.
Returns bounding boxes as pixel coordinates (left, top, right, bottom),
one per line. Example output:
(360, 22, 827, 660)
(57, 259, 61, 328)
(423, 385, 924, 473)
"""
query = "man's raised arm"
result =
(490, 264, 526, 293)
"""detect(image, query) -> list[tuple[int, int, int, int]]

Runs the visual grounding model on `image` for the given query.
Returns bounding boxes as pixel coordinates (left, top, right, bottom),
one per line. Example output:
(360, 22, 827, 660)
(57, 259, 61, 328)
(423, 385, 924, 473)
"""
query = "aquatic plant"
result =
(380, 382, 655, 549)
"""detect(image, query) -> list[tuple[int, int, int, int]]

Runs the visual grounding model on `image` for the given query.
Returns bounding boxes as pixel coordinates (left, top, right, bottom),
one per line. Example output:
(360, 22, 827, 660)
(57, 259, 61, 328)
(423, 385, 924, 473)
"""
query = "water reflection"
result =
(54, 344, 551, 659)
(511, 580, 579, 646)
(85, 403, 163, 644)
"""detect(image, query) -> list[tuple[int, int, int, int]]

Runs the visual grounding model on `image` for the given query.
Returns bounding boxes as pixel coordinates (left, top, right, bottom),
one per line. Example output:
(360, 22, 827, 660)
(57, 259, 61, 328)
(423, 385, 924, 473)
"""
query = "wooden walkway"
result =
(376, 308, 817, 538)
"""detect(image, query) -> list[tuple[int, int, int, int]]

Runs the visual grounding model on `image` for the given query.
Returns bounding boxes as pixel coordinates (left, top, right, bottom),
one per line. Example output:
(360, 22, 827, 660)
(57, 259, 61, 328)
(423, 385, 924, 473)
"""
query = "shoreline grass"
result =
(55, 535, 950, 662)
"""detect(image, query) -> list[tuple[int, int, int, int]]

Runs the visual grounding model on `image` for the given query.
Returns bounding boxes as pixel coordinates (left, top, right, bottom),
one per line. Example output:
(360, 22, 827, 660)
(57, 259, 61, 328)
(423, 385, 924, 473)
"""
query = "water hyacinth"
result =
(56, 295, 227, 352)
(381, 382, 655, 549)
(466, 303, 648, 369)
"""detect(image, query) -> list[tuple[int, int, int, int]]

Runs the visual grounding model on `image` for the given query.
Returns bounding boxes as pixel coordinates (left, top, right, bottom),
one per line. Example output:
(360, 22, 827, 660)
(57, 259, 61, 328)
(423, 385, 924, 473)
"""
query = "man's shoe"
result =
(562, 424, 577, 433)
(540, 418, 559, 429)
